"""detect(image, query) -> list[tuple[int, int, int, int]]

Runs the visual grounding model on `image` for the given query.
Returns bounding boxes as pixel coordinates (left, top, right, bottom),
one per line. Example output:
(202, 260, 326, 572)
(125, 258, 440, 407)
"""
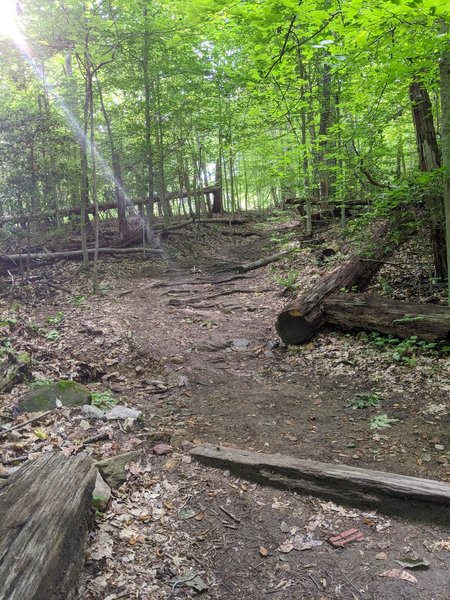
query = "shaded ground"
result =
(1, 215, 449, 599)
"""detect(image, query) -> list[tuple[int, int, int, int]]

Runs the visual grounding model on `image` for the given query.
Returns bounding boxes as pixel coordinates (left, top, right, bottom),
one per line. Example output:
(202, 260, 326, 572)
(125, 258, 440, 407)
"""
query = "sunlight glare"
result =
(0, 0, 25, 47)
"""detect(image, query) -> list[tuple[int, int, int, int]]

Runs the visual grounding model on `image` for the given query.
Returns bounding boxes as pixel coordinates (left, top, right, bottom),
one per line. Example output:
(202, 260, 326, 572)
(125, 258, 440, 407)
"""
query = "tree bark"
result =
(440, 22, 450, 305)
(323, 293, 450, 342)
(0, 453, 96, 600)
(409, 79, 447, 280)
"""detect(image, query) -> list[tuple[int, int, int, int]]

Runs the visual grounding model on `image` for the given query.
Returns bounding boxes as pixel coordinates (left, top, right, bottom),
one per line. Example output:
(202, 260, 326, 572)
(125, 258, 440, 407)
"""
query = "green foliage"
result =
(275, 270, 299, 291)
(91, 390, 118, 410)
(45, 329, 60, 341)
(348, 392, 383, 410)
(369, 414, 399, 430)
(368, 333, 449, 364)
(47, 312, 65, 325)
(71, 295, 86, 306)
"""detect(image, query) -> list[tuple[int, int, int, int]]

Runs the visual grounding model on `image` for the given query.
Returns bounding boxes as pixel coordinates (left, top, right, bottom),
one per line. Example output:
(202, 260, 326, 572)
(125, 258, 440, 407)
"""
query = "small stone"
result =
(152, 443, 173, 456)
(435, 444, 445, 451)
(264, 350, 275, 358)
(104, 406, 142, 420)
(231, 338, 250, 350)
(79, 419, 91, 431)
(171, 356, 185, 364)
(376, 552, 388, 560)
(6, 430, 22, 441)
(181, 440, 195, 452)
(135, 366, 144, 374)
(93, 472, 111, 511)
(82, 404, 105, 419)
(266, 340, 279, 351)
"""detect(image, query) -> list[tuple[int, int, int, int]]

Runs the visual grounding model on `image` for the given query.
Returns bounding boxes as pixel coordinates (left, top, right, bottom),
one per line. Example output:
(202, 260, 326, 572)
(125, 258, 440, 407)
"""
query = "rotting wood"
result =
(191, 444, 450, 526)
(323, 293, 450, 342)
(237, 250, 293, 274)
(276, 218, 417, 345)
(0, 246, 163, 272)
(0, 452, 97, 600)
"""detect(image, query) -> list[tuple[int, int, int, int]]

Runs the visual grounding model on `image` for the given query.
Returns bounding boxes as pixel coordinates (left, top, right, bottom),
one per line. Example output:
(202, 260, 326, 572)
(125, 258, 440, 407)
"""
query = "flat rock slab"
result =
(18, 380, 91, 413)
(191, 444, 450, 527)
(0, 452, 96, 600)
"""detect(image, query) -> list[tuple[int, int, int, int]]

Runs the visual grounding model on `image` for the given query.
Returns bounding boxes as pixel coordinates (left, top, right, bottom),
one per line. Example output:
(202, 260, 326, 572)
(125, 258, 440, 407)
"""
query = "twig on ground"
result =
(219, 504, 241, 523)
(0, 410, 53, 439)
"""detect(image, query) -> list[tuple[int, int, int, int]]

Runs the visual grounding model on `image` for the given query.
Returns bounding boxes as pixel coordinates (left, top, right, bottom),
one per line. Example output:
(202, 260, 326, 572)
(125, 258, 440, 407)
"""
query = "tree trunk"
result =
(409, 79, 447, 280)
(143, 4, 155, 233)
(276, 219, 417, 344)
(440, 22, 450, 305)
(98, 82, 129, 239)
(323, 293, 450, 342)
(212, 158, 223, 213)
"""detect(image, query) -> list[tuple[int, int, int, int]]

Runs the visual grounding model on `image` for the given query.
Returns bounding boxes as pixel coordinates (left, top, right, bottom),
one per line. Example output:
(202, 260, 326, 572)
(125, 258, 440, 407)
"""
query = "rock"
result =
(17, 380, 91, 414)
(264, 350, 275, 358)
(95, 450, 142, 488)
(152, 443, 173, 456)
(138, 429, 173, 444)
(0, 351, 31, 393)
(82, 404, 105, 419)
(79, 419, 91, 431)
(92, 472, 111, 511)
(170, 429, 188, 450)
(231, 338, 250, 350)
(104, 405, 142, 420)
(266, 340, 279, 351)
(181, 440, 195, 452)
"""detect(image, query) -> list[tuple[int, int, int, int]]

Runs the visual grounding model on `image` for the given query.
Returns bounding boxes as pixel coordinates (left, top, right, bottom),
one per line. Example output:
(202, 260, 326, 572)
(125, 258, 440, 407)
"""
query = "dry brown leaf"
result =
(379, 569, 417, 583)
(259, 546, 269, 556)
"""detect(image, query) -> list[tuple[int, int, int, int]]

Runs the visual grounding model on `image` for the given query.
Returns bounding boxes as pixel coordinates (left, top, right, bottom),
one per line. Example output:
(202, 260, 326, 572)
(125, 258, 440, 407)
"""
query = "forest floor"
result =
(0, 213, 449, 599)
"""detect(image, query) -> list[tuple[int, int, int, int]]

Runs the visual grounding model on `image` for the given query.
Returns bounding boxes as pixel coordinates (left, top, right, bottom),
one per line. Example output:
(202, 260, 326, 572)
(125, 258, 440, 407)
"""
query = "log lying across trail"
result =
(191, 444, 450, 526)
(0, 453, 96, 600)
(276, 219, 416, 344)
(324, 293, 450, 342)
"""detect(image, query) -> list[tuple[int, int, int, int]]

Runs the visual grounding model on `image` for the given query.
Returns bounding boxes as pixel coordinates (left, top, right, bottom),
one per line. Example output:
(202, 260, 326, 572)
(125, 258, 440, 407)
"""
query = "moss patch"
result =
(18, 380, 91, 413)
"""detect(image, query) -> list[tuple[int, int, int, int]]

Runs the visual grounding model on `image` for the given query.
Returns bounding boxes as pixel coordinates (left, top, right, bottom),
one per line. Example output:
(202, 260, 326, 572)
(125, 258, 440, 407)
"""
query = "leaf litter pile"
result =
(0, 216, 449, 599)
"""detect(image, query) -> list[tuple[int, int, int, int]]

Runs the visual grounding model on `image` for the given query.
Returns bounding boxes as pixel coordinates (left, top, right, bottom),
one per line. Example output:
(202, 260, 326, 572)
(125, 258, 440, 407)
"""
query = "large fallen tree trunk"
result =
(323, 293, 450, 342)
(0, 186, 221, 225)
(0, 453, 96, 600)
(276, 219, 416, 344)
(0, 246, 162, 273)
(191, 444, 450, 526)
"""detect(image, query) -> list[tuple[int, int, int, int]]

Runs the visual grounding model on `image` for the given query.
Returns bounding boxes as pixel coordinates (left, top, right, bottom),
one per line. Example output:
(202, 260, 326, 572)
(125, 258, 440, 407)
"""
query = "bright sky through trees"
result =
(0, 0, 21, 39)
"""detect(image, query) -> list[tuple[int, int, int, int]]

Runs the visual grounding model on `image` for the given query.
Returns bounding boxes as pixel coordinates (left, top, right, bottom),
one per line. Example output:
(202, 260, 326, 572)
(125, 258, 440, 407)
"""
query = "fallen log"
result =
(237, 250, 293, 274)
(0, 186, 221, 225)
(0, 452, 97, 600)
(0, 245, 162, 272)
(276, 219, 416, 344)
(164, 217, 246, 232)
(323, 293, 450, 342)
(191, 444, 450, 526)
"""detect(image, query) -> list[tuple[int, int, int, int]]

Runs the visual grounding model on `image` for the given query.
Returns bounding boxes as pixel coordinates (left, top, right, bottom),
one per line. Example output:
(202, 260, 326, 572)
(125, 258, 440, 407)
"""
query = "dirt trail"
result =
(118, 230, 449, 482)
